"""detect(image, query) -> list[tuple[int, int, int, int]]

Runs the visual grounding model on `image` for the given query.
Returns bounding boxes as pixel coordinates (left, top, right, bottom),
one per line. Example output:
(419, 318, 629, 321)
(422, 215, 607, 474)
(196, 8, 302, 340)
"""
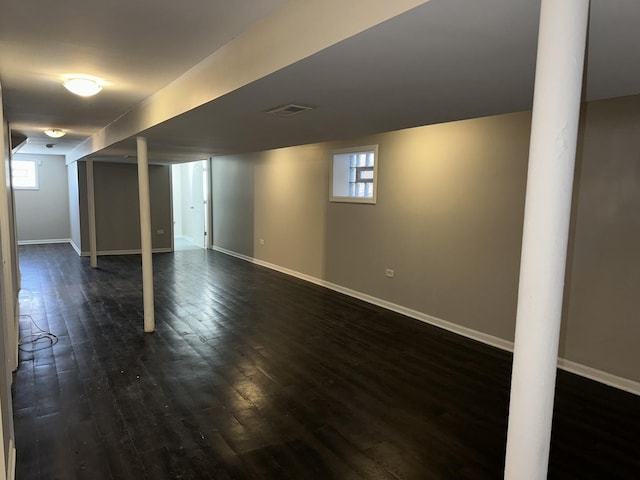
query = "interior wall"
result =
(77, 161, 172, 253)
(254, 144, 330, 278)
(14, 154, 70, 242)
(326, 112, 530, 341)
(177, 162, 204, 245)
(210, 94, 640, 386)
(560, 94, 640, 381)
(178, 164, 191, 240)
(67, 161, 81, 252)
(171, 165, 182, 237)
(0, 102, 16, 478)
(212, 155, 255, 257)
(149, 164, 173, 250)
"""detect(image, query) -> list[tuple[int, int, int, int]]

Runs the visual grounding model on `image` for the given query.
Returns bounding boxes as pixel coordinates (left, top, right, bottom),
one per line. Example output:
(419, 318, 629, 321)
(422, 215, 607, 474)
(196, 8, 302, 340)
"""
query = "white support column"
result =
(136, 137, 155, 333)
(504, 1, 589, 479)
(0, 84, 17, 478)
(0, 89, 17, 374)
(86, 158, 98, 268)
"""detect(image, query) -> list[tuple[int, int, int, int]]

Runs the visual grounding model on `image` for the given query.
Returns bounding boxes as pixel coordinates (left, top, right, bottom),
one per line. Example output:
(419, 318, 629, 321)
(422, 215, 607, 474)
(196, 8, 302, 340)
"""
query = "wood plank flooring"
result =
(13, 244, 640, 479)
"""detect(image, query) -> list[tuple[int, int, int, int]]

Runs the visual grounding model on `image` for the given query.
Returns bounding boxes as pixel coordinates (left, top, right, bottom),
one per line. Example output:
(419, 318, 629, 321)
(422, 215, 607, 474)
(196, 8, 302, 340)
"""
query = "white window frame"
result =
(330, 145, 378, 204)
(11, 159, 39, 190)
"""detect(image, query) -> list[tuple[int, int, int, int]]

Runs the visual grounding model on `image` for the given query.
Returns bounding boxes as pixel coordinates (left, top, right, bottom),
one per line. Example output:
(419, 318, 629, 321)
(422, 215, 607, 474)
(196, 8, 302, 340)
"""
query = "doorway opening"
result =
(171, 160, 209, 251)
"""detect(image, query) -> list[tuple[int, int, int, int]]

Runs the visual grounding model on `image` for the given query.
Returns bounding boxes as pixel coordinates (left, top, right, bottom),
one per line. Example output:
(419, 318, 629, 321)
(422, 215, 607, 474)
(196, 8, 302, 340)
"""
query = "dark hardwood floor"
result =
(13, 244, 640, 479)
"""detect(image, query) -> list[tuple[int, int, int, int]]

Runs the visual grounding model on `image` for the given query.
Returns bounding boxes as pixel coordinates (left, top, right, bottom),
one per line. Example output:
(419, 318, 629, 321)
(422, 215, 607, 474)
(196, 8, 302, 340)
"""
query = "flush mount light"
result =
(62, 74, 104, 97)
(44, 129, 66, 138)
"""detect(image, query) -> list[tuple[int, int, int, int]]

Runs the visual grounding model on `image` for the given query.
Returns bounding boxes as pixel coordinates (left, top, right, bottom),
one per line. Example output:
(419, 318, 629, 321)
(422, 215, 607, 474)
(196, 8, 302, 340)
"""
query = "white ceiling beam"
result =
(67, 0, 431, 163)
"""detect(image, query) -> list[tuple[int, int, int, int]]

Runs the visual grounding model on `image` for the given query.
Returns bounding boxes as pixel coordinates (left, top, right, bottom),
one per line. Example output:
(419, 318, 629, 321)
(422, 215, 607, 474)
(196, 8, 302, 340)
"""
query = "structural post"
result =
(86, 158, 98, 268)
(0, 86, 18, 478)
(136, 137, 155, 333)
(504, 1, 589, 479)
(0, 85, 17, 374)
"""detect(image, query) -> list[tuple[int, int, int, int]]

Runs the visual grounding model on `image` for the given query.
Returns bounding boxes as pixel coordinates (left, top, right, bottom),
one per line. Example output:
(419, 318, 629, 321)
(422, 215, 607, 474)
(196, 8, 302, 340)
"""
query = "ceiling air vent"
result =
(265, 103, 314, 117)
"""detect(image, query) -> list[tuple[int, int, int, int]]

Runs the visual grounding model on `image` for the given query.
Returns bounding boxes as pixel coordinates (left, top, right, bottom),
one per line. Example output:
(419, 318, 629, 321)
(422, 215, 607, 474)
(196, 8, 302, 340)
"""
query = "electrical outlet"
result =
(385, 269, 394, 278)
(259, 239, 265, 245)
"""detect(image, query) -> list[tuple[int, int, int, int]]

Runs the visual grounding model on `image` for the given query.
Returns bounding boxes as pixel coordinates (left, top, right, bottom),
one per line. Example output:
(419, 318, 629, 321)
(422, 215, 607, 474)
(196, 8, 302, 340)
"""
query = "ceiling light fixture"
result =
(44, 129, 66, 138)
(62, 74, 104, 97)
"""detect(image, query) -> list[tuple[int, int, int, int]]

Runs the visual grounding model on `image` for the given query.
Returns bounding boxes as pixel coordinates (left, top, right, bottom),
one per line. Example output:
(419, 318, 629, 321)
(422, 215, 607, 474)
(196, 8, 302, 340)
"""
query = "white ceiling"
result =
(2, 0, 640, 163)
(1, 0, 284, 151)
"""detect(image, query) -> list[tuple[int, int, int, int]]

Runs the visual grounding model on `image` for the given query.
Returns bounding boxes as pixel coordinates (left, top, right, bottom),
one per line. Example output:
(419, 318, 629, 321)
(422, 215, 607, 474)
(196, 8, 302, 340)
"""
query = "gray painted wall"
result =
(254, 144, 329, 278)
(212, 155, 254, 257)
(559, 95, 640, 382)
(76, 161, 172, 253)
(211, 94, 640, 385)
(77, 161, 89, 251)
(148, 164, 173, 250)
(14, 154, 70, 242)
(326, 111, 530, 340)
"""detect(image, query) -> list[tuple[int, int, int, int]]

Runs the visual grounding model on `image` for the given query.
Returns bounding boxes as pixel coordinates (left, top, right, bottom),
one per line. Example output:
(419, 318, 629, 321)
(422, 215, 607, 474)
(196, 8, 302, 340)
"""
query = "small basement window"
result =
(11, 159, 39, 190)
(330, 145, 378, 204)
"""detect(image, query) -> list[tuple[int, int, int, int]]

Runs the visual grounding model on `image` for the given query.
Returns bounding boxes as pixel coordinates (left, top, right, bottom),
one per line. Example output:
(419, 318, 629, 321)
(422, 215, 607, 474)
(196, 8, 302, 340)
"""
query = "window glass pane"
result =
(11, 160, 38, 189)
(13, 168, 29, 179)
(331, 145, 377, 203)
(360, 169, 374, 180)
(366, 152, 374, 167)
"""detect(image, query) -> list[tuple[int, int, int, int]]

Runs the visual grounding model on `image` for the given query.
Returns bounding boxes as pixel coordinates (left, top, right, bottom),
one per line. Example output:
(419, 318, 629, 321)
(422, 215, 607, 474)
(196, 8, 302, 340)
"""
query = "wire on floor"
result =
(18, 314, 58, 352)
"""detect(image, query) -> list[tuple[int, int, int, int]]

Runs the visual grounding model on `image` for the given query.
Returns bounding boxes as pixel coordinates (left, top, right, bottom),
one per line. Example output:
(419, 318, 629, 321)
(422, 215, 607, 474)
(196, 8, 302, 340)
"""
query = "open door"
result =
(171, 160, 208, 250)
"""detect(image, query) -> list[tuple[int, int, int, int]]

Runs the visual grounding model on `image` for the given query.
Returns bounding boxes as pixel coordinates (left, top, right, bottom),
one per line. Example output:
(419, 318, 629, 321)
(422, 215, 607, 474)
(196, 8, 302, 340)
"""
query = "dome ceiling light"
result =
(44, 129, 66, 138)
(62, 74, 105, 97)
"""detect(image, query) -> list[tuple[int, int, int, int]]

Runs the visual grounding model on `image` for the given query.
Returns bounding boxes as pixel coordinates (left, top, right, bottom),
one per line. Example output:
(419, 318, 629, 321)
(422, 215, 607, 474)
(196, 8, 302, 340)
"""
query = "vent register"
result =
(265, 103, 314, 117)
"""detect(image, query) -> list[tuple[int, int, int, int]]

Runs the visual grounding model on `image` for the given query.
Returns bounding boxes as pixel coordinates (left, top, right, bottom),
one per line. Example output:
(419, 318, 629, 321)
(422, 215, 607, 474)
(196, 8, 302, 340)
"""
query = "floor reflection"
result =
(12, 243, 640, 479)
